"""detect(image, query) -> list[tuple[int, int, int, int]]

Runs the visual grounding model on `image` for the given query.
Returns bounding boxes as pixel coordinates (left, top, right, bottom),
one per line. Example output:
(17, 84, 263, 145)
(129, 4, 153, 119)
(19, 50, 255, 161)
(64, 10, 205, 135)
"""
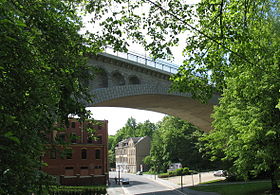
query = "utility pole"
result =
(180, 175, 183, 190)
(191, 173, 194, 186)
(118, 165, 121, 185)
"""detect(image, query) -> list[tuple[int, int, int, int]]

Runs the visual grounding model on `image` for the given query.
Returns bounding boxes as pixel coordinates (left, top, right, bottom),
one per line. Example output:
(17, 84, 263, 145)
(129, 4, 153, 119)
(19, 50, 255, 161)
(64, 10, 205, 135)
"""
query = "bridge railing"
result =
(104, 47, 179, 74)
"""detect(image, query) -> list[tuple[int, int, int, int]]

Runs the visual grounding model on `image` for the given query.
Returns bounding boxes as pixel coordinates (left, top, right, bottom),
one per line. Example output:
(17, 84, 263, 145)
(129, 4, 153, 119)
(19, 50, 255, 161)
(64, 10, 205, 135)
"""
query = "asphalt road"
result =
(108, 171, 184, 195)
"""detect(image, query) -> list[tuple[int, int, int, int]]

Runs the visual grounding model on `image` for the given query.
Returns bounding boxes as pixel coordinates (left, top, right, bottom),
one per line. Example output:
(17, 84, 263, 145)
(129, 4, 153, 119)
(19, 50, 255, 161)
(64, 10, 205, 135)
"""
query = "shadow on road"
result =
(108, 178, 149, 187)
(134, 189, 184, 195)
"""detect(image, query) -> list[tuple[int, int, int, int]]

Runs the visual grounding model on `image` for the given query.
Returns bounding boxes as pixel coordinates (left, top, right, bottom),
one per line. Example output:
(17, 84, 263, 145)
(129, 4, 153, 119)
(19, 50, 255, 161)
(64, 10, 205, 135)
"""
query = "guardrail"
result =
(104, 47, 179, 74)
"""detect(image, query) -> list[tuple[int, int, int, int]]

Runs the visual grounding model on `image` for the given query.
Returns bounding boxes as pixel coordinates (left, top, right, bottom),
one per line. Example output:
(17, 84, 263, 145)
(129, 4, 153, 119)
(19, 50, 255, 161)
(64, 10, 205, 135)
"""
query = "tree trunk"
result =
(270, 166, 279, 191)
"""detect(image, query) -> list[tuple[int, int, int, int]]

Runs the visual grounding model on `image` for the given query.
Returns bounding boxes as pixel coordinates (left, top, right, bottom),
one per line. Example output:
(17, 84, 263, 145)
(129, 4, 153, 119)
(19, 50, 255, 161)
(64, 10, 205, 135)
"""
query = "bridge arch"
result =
(111, 71, 125, 86)
(88, 84, 218, 132)
(87, 53, 219, 132)
(128, 75, 140, 85)
(94, 67, 108, 88)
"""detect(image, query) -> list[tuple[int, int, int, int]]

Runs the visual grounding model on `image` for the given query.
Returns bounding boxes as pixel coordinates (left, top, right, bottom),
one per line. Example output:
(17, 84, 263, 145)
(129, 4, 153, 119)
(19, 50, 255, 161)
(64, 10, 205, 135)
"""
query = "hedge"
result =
(158, 168, 198, 178)
(48, 185, 107, 195)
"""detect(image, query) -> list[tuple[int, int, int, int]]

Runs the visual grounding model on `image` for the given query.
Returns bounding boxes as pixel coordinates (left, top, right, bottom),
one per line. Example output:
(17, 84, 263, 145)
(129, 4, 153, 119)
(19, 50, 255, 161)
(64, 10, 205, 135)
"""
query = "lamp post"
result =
(118, 165, 121, 185)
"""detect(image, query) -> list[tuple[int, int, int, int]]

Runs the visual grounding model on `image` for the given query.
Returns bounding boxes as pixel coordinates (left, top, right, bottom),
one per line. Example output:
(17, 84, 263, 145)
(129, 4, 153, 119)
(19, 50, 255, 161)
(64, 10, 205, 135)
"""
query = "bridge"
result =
(87, 49, 219, 132)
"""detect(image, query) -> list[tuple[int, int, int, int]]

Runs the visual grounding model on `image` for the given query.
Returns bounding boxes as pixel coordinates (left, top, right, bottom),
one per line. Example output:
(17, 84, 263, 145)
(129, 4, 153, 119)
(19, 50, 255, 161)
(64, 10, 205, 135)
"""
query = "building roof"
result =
(116, 136, 148, 147)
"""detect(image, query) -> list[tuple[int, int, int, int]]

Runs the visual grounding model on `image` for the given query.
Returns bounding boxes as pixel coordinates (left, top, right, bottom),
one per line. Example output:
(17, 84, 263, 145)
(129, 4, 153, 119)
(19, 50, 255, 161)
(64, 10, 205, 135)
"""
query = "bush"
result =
(182, 167, 190, 175)
(158, 167, 196, 178)
(158, 173, 170, 178)
(49, 185, 107, 195)
(189, 170, 198, 174)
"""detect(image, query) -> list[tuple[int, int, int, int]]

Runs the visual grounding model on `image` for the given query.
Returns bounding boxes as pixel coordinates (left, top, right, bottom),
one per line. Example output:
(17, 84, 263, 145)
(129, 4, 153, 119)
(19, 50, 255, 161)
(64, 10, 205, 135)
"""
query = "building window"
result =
(80, 166, 88, 170)
(65, 167, 73, 170)
(81, 149, 87, 159)
(66, 149, 72, 159)
(95, 149, 101, 159)
(70, 133, 77, 144)
(87, 136, 93, 144)
(50, 150, 56, 159)
(95, 136, 102, 144)
(71, 122, 76, 128)
(57, 133, 65, 142)
(94, 165, 102, 169)
(97, 125, 102, 130)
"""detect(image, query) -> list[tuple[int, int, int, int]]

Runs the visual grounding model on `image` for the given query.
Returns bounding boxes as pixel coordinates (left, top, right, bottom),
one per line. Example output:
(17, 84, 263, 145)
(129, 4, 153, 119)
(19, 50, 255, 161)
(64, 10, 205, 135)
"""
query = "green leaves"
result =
(0, 0, 96, 194)
(147, 116, 213, 173)
(3, 131, 20, 144)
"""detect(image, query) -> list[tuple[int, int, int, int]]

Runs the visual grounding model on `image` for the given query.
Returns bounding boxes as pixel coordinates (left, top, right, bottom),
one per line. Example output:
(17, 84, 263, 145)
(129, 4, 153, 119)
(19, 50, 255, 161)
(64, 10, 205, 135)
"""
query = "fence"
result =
(104, 47, 179, 74)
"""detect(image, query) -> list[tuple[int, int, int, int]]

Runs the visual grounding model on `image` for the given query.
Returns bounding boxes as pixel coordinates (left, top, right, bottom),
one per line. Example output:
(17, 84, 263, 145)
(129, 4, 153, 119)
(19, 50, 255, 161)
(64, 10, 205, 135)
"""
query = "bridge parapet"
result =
(104, 47, 179, 74)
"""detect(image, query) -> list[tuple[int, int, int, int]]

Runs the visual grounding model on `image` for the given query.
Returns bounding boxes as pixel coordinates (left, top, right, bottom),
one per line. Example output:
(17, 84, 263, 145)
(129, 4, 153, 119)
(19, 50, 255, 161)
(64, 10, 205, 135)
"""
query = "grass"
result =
(189, 181, 280, 195)
(199, 179, 226, 184)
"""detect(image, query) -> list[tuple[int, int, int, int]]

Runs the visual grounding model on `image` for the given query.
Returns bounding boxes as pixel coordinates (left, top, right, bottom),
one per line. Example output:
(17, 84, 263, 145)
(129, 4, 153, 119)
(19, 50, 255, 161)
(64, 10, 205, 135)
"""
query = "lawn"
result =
(189, 181, 280, 195)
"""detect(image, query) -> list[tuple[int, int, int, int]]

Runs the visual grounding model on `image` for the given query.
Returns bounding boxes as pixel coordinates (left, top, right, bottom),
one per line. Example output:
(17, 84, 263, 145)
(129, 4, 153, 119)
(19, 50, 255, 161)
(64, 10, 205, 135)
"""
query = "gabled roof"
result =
(116, 136, 149, 147)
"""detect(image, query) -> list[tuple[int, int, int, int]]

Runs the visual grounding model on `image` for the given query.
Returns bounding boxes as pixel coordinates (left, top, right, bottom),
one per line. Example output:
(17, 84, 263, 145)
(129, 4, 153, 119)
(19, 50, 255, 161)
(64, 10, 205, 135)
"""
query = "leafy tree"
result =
(108, 117, 157, 168)
(170, 0, 280, 190)
(113, 117, 156, 143)
(0, 0, 100, 194)
(86, 0, 280, 190)
(146, 116, 212, 173)
(176, 0, 280, 190)
(136, 120, 157, 137)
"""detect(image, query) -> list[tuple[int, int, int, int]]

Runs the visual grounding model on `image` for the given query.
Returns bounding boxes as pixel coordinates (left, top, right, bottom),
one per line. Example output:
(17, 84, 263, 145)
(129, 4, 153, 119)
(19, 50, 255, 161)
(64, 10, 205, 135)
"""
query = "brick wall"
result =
(42, 119, 108, 185)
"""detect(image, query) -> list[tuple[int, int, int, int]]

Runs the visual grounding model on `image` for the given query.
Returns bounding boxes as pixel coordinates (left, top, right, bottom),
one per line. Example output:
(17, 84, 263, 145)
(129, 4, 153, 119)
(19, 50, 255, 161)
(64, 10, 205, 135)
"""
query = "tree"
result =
(0, 0, 100, 194)
(85, 0, 280, 190)
(146, 116, 212, 173)
(107, 118, 157, 168)
(135, 120, 157, 137)
(170, 0, 280, 190)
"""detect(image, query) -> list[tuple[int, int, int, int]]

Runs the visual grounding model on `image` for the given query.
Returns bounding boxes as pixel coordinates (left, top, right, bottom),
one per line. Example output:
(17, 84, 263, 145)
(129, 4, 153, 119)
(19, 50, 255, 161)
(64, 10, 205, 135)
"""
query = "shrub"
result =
(158, 167, 195, 178)
(189, 170, 198, 174)
(158, 173, 170, 178)
(182, 167, 190, 175)
(49, 185, 107, 195)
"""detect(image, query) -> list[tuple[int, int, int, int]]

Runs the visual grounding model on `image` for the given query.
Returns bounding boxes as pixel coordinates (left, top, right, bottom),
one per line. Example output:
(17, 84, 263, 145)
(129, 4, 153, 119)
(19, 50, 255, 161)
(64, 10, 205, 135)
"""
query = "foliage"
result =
(0, 0, 101, 194)
(158, 167, 191, 178)
(49, 185, 106, 194)
(108, 117, 157, 168)
(181, 0, 280, 190)
(2, 0, 279, 193)
(145, 116, 214, 173)
(90, 0, 280, 190)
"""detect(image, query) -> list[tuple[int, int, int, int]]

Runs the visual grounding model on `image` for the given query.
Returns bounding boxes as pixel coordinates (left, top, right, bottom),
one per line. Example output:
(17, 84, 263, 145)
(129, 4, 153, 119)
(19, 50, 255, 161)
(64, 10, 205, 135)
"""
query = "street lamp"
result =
(118, 165, 121, 185)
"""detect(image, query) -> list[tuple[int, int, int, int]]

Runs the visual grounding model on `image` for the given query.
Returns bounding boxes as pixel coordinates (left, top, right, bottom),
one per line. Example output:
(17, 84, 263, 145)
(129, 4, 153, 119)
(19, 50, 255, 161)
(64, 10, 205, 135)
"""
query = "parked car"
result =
(213, 170, 227, 177)
(121, 178, 130, 184)
(136, 171, 143, 175)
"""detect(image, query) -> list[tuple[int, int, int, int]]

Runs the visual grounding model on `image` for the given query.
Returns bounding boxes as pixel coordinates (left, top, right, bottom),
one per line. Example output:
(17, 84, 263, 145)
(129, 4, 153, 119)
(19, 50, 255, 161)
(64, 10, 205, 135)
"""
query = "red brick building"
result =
(42, 118, 108, 185)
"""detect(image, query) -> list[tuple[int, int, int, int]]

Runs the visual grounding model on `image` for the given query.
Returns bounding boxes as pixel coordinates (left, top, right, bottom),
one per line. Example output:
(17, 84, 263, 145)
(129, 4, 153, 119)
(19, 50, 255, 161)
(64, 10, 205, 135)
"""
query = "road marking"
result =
(144, 175, 189, 195)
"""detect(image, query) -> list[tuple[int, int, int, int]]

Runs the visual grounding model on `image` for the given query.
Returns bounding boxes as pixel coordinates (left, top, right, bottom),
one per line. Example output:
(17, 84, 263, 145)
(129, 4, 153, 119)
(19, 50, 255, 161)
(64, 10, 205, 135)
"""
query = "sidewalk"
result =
(107, 178, 127, 195)
(144, 174, 220, 195)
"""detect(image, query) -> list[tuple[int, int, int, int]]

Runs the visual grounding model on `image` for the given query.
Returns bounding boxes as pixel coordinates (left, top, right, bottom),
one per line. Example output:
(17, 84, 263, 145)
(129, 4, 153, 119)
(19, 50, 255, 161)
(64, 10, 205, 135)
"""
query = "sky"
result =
(83, 0, 201, 136)
(87, 107, 166, 135)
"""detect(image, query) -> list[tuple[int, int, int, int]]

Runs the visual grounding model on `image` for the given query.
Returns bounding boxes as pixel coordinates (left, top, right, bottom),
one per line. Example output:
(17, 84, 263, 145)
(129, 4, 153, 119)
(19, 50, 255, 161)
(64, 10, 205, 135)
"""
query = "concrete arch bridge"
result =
(87, 51, 219, 132)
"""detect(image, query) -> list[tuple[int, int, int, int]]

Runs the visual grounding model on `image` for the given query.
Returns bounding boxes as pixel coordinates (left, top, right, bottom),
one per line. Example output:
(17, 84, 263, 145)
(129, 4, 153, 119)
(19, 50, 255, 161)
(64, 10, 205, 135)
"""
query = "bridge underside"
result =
(91, 94, 214, 132)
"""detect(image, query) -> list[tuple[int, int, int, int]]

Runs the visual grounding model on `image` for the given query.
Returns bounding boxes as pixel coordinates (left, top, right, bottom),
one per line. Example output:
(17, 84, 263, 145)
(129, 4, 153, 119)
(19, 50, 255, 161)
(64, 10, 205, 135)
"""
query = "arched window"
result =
(128, 76, 140, 85)
(95, 149, 101, 159)
(81, 149, 87, 159)
(112, 72, 125, 86)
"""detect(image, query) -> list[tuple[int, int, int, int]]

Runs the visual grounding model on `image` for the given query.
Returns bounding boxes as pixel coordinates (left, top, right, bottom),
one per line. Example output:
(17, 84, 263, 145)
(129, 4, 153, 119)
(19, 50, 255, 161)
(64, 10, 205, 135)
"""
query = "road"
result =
(108, 171, 184, 195)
